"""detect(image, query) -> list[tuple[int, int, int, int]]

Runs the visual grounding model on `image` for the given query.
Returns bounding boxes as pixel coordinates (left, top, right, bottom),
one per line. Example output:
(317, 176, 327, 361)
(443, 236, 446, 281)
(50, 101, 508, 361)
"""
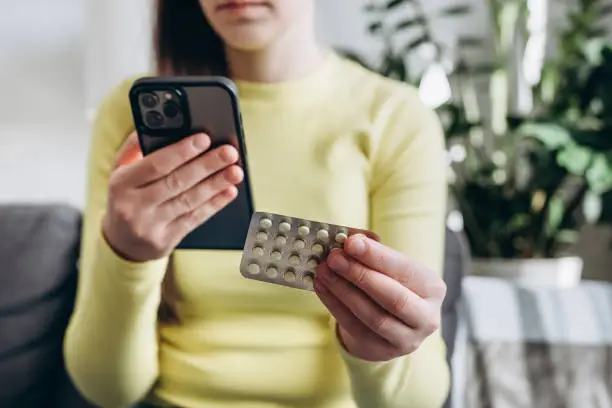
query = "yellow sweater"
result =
(64, 52, 450, 408)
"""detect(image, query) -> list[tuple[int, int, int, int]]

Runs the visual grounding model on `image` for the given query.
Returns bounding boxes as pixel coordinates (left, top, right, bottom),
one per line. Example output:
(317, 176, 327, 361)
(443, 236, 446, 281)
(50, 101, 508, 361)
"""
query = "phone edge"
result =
(128, 76, 256, 250)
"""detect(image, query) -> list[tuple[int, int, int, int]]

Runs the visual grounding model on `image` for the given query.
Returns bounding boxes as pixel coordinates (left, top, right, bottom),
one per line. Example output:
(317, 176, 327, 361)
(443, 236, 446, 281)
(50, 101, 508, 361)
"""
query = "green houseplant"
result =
(347, 0, 612, 285)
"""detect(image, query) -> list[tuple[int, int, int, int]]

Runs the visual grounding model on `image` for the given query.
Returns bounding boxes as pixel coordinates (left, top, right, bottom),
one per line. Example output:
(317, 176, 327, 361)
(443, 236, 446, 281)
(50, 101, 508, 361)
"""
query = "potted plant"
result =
(345, 0, 612, 286)
(449, 0, 612, 286)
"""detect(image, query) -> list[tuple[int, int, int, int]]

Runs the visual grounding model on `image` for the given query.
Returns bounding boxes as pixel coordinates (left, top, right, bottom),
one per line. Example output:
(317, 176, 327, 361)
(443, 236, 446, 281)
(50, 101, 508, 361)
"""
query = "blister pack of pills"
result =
(239, 212, 379, 291)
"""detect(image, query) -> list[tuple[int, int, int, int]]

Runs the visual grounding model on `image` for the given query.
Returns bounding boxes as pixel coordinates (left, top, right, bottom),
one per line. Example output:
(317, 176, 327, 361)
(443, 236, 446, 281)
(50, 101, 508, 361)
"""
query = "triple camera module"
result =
(138, 89, 185, 130)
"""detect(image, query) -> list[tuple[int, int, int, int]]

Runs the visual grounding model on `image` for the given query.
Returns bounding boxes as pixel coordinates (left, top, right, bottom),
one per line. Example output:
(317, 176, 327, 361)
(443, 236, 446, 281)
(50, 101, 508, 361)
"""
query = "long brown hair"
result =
(154, 0, 228, 76)
(154, 0, 228, 324)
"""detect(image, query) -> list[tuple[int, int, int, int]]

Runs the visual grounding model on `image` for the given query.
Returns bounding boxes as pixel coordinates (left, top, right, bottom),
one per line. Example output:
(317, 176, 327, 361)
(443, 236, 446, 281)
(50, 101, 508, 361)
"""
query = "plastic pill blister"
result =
(239, 212, 379, 291)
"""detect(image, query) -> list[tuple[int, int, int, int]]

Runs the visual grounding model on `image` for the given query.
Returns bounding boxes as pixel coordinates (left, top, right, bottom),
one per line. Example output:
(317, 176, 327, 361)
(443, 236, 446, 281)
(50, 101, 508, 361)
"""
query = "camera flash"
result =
(164, 92, 173, 100)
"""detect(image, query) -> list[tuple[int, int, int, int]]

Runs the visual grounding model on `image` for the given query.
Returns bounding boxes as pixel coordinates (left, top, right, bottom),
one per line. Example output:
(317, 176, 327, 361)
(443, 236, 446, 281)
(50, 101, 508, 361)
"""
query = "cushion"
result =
(0, 204, 89, 408)
(457, 276, 612, 408)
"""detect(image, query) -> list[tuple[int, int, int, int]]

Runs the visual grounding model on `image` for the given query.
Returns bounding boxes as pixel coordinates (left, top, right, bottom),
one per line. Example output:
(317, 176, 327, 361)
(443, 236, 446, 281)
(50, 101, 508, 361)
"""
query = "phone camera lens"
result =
(163, 101, 180, 118)
(145, 111, 164, 128)
(141, 92, 159, 108)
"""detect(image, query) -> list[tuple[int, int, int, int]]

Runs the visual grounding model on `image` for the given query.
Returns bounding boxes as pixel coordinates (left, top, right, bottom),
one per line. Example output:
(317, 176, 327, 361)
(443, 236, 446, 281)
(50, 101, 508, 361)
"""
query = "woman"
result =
(64, 1, 450, 407)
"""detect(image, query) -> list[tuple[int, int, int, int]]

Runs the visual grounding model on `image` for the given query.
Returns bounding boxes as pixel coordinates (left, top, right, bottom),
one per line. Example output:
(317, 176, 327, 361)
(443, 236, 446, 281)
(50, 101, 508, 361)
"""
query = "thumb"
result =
(114, 131, 143, 169)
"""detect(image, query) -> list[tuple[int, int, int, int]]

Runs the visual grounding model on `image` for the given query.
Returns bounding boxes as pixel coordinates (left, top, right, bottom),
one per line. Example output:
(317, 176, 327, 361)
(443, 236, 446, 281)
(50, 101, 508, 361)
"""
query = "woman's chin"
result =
(229, 43, 267, 52)
(222, 30, 276, 52)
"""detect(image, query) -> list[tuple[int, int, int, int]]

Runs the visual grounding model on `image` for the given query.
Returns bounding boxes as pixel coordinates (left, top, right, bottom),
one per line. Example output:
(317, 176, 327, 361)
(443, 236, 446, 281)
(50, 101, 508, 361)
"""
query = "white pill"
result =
(275, 235, 287, 246)
(279, 222, 291, 233)
(284, 270, 297, 282)
(270, 251, 282, 262)
(316, 229, 329, 241)
(335, 232, 348, 243)
(247, 263, 260, 275)
(311, 243, 324, 255)
(256, 231, 268, 242)
(259, 218, 273, 229)
(252, 246, 264, 257)
(293, 239, 306, 249)
(298, 225, 310, 236)
(302, 274, 314, 289)
(307, 258, 319, 269)
(289, 254, 301, 265)
(266, 266, 278, 278)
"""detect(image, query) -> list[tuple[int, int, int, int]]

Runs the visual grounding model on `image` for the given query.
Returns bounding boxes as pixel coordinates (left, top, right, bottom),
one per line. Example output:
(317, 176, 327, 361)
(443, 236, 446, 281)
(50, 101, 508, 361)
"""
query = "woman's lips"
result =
(217, 1, 269, 11)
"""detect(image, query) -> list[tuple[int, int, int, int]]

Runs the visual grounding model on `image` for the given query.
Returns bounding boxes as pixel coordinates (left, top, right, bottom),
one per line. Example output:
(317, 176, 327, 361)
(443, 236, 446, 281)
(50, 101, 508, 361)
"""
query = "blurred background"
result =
(4, 0, 610, 277)
(1, 0, 612, 407)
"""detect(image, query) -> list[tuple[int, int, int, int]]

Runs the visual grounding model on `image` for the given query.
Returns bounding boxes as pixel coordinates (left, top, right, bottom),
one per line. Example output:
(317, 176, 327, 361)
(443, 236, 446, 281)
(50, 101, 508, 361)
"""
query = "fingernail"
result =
(347, 234, 366, 255)
(222, 146, 239, 163)
(194, 133, 209, 150)
(328, 253, 349, 272)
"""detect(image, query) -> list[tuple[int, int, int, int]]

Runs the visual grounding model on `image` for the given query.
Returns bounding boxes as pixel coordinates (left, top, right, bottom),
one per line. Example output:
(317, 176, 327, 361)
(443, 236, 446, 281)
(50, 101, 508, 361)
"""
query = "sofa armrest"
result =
(0, 204, 94, 408)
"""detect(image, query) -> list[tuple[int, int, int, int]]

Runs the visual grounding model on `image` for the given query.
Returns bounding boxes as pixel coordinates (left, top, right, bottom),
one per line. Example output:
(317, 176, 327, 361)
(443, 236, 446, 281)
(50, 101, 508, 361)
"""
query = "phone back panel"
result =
(129, 76, 254, 250)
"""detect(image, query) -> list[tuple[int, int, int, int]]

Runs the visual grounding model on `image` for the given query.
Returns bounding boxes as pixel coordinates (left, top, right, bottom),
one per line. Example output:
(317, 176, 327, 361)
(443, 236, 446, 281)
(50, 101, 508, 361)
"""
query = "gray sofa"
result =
(0, 204, 468, 408)
(0, 204, 91, 408)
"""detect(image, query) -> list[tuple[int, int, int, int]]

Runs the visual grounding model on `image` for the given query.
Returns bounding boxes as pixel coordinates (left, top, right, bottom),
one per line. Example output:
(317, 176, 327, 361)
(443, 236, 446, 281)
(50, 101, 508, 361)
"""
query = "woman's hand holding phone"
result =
(102, 131, 244, 263)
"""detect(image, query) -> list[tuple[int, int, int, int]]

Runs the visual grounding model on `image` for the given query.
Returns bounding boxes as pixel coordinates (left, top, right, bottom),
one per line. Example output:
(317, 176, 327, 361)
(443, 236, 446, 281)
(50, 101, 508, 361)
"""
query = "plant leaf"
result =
(582, 189, 603, 224)
(586, 153, 612, 194)
(395, 17, 426, 31)
(368, 21, 383, 34)
(471, 64, 498, 74)
(599, 3, 612, 17)
(555, 229, 580, 244)
(507, 213, 531, 232)
(438, 5, 471, 16)
(582, 38, 607, 65)
(458, 37, 485, 47)
(364, 4, 382, 12)
(381, 53, 408, 81)
(517, 122, 573, 149)
(386, 0, 408, 10)
(453, 63, 497, 75)
(336, 49, 372, 70)
(579, 66, 604, 112)
(403, 34, 431, 53)
(545, 196, 565, 237)
(588, 26, 608, 38)
(556, 144, 593, 175)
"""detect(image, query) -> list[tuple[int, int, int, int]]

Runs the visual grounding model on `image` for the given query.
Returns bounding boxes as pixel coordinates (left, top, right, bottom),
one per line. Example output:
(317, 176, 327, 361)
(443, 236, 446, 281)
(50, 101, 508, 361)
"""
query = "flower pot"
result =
(470, 257, 583, 288)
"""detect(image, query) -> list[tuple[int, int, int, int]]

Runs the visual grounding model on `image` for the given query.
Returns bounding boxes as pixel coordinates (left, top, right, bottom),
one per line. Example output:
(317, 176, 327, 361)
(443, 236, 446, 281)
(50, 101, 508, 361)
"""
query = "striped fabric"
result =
(453, 276, 612, 408)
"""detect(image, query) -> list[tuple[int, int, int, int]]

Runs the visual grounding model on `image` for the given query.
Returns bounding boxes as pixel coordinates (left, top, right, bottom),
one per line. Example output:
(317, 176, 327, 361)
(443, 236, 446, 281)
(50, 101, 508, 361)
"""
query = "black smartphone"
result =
(128, 76, 254, 251)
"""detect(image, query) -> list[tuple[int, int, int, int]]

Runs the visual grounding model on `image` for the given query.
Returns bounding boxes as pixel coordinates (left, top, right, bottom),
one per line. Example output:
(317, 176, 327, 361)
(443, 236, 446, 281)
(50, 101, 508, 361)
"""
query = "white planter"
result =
(471, 257, 583, 288)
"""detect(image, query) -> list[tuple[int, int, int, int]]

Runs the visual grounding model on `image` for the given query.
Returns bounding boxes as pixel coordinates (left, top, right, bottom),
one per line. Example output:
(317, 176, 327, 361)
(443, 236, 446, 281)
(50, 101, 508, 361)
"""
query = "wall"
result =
(84, 0, 152, 117)
(0, 0, 151, 208)
(0, 0, 86, 207)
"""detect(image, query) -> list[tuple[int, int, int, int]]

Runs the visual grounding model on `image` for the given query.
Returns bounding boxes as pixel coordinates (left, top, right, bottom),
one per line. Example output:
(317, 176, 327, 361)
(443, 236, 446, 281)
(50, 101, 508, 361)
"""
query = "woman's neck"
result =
(225, 16, 325, 84)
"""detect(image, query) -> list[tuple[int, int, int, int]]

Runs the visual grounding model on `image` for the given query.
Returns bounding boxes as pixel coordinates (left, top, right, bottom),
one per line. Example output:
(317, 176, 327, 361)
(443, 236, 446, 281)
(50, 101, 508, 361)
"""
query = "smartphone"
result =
(128, 76, 254, 251)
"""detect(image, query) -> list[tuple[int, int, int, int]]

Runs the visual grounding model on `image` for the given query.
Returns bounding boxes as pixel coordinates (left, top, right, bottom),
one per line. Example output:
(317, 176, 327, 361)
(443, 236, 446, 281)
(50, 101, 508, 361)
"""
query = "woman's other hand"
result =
(315, 234, 446, 362)
(102, 131, 244, 263)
